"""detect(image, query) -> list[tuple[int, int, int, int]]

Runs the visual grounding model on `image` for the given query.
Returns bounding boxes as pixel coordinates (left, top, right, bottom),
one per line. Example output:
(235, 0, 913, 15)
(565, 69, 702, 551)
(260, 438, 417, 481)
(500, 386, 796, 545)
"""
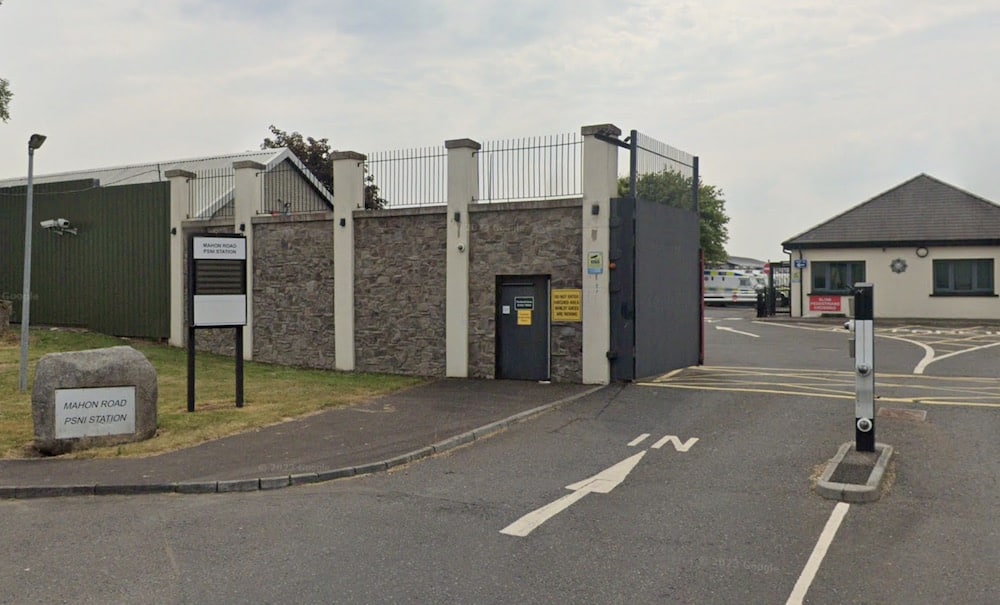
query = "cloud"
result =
(2, 0, 998, 260)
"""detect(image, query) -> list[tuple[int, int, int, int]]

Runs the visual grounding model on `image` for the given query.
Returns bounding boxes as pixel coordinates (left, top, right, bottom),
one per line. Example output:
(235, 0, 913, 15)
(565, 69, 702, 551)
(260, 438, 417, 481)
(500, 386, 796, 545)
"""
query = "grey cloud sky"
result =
(2, 0, 997, 261)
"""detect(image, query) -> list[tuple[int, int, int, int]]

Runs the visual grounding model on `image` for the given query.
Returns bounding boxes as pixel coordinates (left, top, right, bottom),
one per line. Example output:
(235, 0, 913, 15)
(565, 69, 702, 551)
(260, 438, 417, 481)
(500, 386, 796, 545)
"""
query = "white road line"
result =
(753, 320, 1000, 375)
(920, 340, 1000, 368)
(628, 433, 650, 447)
(716, 326, 760, 338)
(786, 502, 850, 605)
(651, 435, 699, 451)
(877, 334, 934, 374)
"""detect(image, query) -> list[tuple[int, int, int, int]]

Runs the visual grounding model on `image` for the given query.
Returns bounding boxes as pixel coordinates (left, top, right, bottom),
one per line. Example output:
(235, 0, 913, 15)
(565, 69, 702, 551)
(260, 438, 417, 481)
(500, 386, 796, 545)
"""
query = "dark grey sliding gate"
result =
(608, 129, 702, 381)
(609, 197, 701, 380)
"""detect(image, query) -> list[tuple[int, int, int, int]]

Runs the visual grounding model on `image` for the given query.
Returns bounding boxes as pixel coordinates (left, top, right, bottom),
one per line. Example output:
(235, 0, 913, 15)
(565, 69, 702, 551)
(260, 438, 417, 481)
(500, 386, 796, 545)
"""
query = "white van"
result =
(703, 269, 766, 305)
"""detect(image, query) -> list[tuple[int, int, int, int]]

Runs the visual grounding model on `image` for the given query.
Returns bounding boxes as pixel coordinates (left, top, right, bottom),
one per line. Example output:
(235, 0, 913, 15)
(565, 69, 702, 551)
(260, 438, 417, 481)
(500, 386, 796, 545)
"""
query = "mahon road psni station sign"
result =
(54, 386, 136, 439)
(187, 234, 248, 411)
(191, 236, 248, 327)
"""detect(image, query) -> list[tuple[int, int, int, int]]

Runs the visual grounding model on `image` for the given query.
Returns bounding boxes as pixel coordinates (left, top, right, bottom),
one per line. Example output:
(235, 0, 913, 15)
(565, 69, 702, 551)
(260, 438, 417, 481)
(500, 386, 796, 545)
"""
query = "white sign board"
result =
(55, 386, 136, 439)
(194, 237, 246, 260)
(193, 294, 247, 326)
(191, 236, 247, 327)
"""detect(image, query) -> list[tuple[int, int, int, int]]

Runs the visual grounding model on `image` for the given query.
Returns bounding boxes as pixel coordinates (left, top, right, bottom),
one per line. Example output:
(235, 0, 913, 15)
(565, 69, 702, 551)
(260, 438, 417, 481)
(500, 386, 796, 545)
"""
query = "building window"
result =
(933, 259, 994, 295)
(811, 261, 865, 294)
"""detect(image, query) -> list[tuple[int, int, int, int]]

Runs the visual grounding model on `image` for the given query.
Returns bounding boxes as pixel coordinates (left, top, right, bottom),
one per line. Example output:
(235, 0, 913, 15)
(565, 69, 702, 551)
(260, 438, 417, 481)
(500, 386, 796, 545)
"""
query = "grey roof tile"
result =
(782, 174, 1000, 248)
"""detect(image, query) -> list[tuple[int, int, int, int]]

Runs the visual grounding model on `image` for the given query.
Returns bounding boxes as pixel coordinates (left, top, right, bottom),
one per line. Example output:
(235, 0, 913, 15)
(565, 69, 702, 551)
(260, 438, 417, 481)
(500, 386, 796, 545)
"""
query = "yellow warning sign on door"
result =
(517, 310, 532, 326)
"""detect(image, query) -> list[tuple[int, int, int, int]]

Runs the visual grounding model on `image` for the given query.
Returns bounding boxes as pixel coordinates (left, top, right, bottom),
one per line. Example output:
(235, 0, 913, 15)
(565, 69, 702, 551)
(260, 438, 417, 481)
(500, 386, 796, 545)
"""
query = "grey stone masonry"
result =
(253, 213, 336, 369)
(354, 208, 447, 376)
(32, 346, 158, 455)
(468, 199, 583, 382)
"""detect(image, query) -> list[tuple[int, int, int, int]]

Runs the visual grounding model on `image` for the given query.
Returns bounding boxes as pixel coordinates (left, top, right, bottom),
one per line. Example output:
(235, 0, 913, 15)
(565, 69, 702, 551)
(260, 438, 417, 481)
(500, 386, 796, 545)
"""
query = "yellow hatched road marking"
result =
(638, 365, 1000, 409)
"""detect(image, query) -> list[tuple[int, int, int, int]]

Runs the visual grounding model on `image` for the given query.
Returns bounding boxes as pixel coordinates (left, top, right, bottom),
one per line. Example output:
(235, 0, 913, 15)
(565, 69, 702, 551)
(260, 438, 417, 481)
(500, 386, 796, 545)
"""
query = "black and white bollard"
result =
(853, 283, 875, 452)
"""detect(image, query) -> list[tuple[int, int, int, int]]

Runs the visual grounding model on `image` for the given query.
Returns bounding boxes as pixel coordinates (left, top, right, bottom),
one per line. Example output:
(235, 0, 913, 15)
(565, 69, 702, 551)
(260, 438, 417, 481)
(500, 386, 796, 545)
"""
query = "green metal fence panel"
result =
(0, 181, 169, 339)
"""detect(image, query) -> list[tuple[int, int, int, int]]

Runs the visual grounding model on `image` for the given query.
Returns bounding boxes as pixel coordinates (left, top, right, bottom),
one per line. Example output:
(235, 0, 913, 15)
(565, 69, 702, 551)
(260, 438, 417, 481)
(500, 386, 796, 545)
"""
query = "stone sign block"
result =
(32, 346, 158, 455)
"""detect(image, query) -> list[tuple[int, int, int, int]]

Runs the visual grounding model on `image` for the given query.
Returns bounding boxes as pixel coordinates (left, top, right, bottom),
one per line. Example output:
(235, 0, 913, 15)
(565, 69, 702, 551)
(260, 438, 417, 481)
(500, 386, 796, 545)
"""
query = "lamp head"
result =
(28, 134, 47, 150)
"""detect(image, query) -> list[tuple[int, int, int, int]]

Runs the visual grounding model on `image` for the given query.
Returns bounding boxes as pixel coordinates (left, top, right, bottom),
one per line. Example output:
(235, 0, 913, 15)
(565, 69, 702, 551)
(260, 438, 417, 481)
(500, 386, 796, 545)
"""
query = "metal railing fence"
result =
(188, 168, 234, 219)
(629, 131, 699, 212)
(364, 146, 447, 208)
(478, 133, 582, 203)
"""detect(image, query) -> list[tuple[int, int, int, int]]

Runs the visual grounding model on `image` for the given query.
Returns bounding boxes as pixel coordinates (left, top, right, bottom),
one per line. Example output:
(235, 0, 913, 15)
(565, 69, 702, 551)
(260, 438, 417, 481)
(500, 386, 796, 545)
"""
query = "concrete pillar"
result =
(444, 138, 480, 377)
(165, 169, 195, 348)
(232, 160, 265, 361)
(580, 124, 621, 385)
(332, 151, 367, 371)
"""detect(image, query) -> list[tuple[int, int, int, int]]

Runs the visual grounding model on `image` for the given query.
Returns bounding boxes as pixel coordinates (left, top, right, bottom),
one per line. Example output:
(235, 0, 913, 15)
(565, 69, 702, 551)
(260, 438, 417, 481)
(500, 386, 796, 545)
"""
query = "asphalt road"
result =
(1, 309, 996, 604)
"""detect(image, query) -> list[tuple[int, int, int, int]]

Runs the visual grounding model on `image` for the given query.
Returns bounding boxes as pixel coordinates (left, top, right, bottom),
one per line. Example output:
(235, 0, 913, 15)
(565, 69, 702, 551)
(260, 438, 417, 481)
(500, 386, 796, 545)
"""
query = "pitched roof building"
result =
(782, 174, 1000, 319)
(0, 148, 333, 219)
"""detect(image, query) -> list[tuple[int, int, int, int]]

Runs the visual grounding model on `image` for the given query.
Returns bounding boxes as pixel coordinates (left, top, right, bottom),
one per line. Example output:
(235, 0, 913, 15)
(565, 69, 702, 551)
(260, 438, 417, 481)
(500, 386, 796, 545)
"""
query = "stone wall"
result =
(354, 208, 447, 376)
(181, 200, 585, 382)
(468, 199, 583, 382)
(253, 213, 335, 369)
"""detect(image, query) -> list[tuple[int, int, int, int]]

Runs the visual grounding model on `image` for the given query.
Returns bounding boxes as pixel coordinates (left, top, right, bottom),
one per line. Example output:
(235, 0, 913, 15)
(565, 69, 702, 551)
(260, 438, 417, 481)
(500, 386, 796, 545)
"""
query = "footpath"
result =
(0, 379, 601, 499)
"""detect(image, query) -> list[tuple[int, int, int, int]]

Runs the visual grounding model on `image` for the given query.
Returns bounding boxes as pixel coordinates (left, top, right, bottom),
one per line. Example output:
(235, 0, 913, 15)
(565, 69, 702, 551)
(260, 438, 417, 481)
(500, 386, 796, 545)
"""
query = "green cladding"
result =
(0, 180, 170, 339)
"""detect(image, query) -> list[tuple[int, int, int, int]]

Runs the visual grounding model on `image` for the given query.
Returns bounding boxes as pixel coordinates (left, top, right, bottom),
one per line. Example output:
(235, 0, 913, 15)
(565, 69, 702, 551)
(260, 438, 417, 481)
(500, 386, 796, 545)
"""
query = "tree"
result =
(0, 78, 12, 123)
(261, 125, 385, 209)
(618, 169, 730, 266)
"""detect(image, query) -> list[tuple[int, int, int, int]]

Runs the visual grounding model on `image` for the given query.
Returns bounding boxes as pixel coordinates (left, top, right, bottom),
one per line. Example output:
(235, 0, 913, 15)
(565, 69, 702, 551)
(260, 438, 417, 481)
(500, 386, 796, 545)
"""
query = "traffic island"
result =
(816, 441, 894, 503)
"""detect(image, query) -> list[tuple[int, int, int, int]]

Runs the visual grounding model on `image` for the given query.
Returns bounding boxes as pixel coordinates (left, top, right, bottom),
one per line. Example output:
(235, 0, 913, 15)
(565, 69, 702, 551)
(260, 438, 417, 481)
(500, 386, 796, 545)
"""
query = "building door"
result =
(496, 275, 550, 380)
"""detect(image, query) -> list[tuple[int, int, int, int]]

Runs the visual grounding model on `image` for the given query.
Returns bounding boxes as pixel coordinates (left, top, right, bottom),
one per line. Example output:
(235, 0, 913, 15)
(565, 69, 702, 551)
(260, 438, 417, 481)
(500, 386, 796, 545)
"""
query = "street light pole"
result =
(19, 133, 46, 392)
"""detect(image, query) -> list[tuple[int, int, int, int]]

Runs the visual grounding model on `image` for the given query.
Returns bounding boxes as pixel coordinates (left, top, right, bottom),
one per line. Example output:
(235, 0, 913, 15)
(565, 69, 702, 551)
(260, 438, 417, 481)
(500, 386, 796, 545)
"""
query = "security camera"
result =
(457, 242, 466, 252)
(40, 218, 77, 235)
(856, 418, 873, 433)
(40, 218, 71, 229)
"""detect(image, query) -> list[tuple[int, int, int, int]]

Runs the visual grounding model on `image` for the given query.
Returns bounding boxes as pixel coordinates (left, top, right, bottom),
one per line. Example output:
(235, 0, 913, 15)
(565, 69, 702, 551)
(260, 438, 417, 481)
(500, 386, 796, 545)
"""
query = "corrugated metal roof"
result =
(782, 174, 1000, 249)
(0, 148, 333, 211)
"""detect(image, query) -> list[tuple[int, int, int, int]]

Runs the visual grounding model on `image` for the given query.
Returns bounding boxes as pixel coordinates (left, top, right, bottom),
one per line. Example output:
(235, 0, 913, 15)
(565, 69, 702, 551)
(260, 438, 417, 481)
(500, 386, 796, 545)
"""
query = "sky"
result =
(1, 0, 998, 262)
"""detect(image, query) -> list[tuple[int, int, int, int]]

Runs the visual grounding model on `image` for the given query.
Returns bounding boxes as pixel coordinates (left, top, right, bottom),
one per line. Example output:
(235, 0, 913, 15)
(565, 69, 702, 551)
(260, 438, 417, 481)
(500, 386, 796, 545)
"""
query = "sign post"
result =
(853, 283, 875, 452)
(187, 234, 248, 412)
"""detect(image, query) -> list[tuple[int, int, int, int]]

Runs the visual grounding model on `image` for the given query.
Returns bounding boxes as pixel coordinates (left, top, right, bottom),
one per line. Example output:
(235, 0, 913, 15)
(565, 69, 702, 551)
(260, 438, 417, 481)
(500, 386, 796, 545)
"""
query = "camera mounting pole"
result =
(853, 283, 875, 452)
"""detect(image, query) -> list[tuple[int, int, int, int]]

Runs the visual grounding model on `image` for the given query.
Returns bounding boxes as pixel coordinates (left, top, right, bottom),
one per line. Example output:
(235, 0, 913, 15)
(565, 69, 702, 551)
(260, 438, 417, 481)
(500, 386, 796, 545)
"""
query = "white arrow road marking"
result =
(651, 435, 699, 451)
(716, 326, 759, 338)
(500, 451, 647, 537)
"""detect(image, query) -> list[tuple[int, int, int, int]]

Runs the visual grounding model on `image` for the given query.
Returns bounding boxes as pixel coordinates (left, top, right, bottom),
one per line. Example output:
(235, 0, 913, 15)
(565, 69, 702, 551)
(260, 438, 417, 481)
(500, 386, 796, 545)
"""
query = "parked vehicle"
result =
(703, 269, 767, 305)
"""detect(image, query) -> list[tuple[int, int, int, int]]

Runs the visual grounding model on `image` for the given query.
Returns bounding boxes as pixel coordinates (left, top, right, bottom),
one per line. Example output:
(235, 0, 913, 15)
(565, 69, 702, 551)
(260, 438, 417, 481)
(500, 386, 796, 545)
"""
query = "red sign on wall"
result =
(809, 296, 842, 312)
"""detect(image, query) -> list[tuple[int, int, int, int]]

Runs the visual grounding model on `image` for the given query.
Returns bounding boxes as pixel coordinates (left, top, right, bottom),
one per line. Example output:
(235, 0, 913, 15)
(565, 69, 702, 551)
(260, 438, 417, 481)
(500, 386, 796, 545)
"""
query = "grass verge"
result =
(0, 328, 425, 459)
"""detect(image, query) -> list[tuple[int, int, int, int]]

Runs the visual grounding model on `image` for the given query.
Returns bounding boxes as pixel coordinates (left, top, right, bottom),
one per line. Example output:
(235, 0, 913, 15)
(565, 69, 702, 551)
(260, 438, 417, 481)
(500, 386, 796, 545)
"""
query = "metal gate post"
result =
(853, 283, 875, 452)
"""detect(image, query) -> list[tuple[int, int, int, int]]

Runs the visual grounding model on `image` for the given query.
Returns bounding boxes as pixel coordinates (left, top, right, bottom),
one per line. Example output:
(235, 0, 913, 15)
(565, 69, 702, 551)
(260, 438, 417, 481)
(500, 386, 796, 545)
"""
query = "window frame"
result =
(810, 261, 866, 295)
(932, 258, 995, 296)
